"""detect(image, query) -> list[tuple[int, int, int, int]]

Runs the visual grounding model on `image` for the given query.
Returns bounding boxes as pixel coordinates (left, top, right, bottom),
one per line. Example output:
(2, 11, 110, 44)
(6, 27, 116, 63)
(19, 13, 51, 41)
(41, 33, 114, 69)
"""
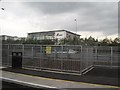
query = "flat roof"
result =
(0, 35, 18, 37)
(28, 30, 81, 36)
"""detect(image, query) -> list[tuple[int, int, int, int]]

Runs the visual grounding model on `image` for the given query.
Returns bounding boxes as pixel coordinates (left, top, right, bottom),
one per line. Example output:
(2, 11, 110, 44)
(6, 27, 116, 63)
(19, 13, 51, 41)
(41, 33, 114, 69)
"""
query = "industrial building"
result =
(27, 30, 81, 40)
(0, 35, 18, 41)
(0, 35, 26, 41)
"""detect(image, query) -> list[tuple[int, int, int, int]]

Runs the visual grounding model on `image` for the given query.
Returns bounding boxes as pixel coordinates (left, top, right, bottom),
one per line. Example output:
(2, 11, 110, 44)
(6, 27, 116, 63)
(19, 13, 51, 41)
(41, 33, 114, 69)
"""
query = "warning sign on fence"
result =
(46, 46, 52, 54)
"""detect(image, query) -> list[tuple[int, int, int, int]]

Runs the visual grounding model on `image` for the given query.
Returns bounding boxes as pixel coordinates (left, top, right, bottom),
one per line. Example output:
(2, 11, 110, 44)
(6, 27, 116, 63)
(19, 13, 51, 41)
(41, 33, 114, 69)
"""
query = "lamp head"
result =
(1, 8, 4, 10)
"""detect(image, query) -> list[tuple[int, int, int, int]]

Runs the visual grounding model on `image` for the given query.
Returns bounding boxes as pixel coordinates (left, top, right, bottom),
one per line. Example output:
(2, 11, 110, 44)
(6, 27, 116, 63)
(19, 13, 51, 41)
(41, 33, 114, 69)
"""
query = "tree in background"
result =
(100, 38, 110, 46)
(22, 38, 56, 45)
(2, 36, 120, 46)
(59, 36, 80, 45)
(111, 37, 120, 46)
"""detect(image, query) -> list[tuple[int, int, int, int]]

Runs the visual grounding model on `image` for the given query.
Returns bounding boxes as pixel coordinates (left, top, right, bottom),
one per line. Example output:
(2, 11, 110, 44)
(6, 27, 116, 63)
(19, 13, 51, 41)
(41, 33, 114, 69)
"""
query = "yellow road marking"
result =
(2, 70, 120, 88)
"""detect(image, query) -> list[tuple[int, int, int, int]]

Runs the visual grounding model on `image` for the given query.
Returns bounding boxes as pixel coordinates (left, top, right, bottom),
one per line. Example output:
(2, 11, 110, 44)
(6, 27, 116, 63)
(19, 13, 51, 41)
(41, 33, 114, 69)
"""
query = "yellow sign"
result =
(46, 46, 51, 54)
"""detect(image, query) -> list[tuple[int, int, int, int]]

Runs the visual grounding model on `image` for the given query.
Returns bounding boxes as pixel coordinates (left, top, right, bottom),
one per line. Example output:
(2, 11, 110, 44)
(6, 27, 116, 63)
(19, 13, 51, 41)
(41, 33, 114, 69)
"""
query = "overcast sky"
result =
(0, 1, 118, 39)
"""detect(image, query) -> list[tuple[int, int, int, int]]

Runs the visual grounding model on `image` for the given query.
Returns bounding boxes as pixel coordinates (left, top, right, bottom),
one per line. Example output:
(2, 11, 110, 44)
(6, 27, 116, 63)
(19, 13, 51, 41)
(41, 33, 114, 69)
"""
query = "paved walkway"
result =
(1, 69, 119, 89)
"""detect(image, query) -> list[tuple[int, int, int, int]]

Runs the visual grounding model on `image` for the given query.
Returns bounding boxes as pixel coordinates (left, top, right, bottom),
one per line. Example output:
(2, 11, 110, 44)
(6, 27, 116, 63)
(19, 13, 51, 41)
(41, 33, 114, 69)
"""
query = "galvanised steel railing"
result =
(1, 44, 119, 74)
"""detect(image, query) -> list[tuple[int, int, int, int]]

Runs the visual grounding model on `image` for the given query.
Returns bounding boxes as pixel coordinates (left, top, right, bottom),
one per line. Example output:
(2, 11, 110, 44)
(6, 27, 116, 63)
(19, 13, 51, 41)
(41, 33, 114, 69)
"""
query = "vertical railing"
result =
(93, 46, 119, 68)
(22, 44, 24, 67)
(0, 44, 1, 65)
(7, 44, 9, 66)
(31, 46, 34, 69)
(86, 47, 89, 68)
(95, 46, 98, 66)
(110, 47, 113, 68)
(61, 45, 63, 72)
(40, 45, 42, 70)
(4, 44, 115, 74)
(80, 45, 83, 74)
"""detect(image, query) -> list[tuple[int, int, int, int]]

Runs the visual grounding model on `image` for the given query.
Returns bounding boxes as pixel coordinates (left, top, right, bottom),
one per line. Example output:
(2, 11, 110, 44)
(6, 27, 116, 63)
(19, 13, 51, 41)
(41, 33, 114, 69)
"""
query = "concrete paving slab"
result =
(2, 66, 119, 86)
(1, 70, 119, 89)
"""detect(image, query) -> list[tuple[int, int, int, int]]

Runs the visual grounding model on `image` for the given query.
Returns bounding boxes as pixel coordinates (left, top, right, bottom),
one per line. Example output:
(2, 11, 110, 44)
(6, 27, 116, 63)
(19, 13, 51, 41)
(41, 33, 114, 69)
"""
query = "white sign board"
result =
(54, 31, 66, 40)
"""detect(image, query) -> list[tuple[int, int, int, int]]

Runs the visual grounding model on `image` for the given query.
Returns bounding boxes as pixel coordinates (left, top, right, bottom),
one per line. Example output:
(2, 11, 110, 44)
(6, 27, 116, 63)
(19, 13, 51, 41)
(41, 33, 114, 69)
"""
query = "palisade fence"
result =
(1, 44, 119, 74)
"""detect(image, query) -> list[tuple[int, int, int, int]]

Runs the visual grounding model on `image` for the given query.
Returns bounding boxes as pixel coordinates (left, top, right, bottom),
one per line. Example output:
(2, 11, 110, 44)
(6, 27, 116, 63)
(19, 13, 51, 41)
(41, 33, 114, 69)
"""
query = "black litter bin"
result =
(12, 52, 22, 69)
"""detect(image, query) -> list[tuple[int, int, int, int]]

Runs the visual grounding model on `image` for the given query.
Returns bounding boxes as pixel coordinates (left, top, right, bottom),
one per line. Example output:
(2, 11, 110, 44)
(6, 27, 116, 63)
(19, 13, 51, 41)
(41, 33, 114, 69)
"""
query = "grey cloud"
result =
(25, 2, 118, 36)
(25, 2, 93, 14)
(77, 2, 118, 36)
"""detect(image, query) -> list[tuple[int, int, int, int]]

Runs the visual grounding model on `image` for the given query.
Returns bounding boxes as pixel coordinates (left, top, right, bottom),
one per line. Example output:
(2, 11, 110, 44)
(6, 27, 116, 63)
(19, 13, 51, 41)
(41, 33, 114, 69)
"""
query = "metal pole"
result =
(111, 47, 113, 68)
(22, 45, 24, 67)
(75, 19, 77, 45)
(80, 45, 82, 74)
(32, 46, 34, 68)
(95, 46, 98, 66)
(40, 45, 42, 70)
(75, 19, 77, 35)
(61, 45, 63, 72)
(86, 47, 89, 68)
(7, 44, 9, 66)
(0, 44, 2, 66)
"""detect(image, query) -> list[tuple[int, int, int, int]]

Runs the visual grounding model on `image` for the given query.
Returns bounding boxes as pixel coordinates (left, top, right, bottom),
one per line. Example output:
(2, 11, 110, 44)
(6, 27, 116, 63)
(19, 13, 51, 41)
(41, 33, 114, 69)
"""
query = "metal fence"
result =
(2, 44, 94, 74)
(0, 44, 2, 66)
(93, 46, 119, 68)
(1, 44, 119, 74)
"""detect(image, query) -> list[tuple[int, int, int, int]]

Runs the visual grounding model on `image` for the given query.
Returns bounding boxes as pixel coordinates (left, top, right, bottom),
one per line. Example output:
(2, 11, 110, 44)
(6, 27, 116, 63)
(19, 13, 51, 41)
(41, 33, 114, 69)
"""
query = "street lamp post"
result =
(75, 19, 77, 44)
(0, 0, 4, 10)
(75, 19, 77, 35)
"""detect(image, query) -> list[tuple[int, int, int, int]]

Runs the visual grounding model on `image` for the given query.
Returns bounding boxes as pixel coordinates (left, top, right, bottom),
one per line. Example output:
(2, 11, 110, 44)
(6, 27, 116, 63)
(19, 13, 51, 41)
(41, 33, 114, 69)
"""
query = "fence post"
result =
(80, 45, 82, 74)
(111, 47, 113, 68)
(7, 44, 9, 66)
(95, 46, 98, 66)
(86, 47, 89, 69)
(31, 46, 34, 68)
(54, 46, 57, 60)
(22, 45, 24, 67)
(40, 45, 42, 70)
(61, 45, 63, 72)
